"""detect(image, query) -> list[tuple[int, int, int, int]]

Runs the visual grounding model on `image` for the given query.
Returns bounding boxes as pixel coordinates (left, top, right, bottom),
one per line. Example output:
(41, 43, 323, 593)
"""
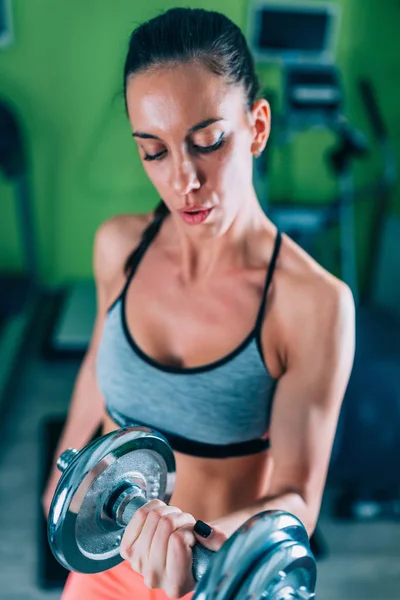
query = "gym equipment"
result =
(373, 215, 400, 319)
(248, 1, 341, 66)
(49, 426, 177, 574)
(49, 425, 317, 599)
(43, 281, 96, 359)
(357, 79, 397, 305)
(194, 511, 316, 600)
(248, 3, 396, 302)
(39, 417, 79, 588)
(248, 1, 363, 299)
(0, 98, 40, 408)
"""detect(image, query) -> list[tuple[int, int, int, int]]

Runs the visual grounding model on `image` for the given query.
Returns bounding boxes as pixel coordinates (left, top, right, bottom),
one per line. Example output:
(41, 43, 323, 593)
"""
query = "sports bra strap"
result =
(122, 200, 169, 288)
(254, 230, 282, 332)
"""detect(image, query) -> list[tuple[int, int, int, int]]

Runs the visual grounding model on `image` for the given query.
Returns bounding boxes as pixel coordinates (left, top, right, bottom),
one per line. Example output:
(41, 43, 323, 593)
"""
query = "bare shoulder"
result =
(273, 234, 355, 359)
(93, 212, 153, 293)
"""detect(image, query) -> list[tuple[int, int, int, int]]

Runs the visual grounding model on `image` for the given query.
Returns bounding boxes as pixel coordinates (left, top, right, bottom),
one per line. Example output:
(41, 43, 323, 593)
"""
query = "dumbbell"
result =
(48, 426, 317, 599)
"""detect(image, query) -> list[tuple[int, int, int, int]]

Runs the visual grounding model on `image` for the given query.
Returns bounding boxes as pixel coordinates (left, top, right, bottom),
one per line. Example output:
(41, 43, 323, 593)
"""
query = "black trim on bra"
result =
(107, 407, 270, 458)
(121, 298, 257, 374)
(165, 432, 270, 458)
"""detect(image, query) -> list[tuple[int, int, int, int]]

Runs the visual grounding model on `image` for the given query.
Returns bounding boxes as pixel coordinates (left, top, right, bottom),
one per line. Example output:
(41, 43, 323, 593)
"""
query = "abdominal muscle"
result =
(102, 413, 273, 523)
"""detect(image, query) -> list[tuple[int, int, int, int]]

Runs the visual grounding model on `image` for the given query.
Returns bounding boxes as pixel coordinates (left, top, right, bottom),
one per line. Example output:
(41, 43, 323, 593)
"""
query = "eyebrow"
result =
(132, 118, 224, 140)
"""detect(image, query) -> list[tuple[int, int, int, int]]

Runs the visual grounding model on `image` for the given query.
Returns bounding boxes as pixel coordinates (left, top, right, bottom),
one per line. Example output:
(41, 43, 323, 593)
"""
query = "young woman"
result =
(43, 8, 355, 600)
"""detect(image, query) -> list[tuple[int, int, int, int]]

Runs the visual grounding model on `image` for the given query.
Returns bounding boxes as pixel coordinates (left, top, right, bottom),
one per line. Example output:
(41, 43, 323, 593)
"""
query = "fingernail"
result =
(194, 520, 213, 538)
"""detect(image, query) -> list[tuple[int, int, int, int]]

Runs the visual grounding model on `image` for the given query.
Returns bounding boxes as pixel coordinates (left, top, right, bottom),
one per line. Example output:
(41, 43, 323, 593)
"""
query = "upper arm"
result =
(266, 279, 355, 527)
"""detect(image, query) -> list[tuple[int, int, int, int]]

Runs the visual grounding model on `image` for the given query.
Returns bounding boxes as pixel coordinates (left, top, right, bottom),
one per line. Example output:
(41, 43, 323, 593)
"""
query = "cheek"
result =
(142, 162, 169, 194)
(217, 141, 252, 190)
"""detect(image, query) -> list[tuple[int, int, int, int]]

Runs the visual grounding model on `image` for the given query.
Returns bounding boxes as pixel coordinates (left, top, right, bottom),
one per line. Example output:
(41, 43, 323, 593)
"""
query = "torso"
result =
(99, 210, 325, 522)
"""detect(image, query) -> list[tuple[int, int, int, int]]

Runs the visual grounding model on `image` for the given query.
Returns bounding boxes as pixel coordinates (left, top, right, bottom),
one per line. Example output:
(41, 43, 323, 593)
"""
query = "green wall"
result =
(0, 0, 399, 285)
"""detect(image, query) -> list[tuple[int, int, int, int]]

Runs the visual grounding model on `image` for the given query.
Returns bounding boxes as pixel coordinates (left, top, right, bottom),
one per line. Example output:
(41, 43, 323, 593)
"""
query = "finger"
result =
(193, 522, 228, 552)
(165, 526, 197, 597)
(136, 504, 182, 567)
(122, 504, 181, 570)
(146, 512, 196, 588)
(120, 499, 166, 559)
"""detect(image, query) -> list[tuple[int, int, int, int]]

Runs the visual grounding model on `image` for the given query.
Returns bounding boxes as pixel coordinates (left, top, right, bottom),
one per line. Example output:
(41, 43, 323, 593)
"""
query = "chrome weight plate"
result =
(234, 538, 316, 600)
(193, 511, 316, 600)
(48, 426, 176, 573)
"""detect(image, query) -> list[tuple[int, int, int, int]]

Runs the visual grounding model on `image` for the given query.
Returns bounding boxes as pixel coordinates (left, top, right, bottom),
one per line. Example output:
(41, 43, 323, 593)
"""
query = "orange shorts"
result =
(61, 560, 195, 600)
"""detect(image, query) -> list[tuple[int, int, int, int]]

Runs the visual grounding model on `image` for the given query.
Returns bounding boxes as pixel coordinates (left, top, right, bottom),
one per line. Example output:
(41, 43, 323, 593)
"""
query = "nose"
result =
(171, 155, 201, 196)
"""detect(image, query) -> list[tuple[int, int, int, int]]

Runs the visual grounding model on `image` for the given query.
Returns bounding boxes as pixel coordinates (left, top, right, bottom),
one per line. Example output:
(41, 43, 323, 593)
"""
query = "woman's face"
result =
(125, 62, 270, 234)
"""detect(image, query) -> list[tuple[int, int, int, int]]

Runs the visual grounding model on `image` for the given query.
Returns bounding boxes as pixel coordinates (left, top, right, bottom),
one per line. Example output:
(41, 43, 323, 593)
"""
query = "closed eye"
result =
(194, 133, 225, 154)
(143, 149, 167, 161)
(143, 133, 225, 162)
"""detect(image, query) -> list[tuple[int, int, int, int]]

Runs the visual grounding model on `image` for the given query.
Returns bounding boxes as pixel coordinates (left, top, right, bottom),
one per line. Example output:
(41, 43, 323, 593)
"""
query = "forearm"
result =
(51, 358, 105, 469)
(42, 355, 106, 516)
(211, 492, 316, 539)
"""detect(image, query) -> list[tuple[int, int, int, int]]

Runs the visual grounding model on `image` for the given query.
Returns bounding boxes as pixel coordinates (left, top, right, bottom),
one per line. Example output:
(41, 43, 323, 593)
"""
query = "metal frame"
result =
(0, 0, 13, 48)
(247, 0, 341, 65)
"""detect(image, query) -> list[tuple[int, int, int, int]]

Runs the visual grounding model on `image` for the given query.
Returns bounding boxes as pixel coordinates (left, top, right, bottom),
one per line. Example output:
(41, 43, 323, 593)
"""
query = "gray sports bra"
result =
(96, 203, 282, 458)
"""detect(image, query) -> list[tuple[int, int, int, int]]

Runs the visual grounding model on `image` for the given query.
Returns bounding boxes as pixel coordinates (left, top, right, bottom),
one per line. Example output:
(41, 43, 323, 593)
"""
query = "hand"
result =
(120, 499, 227, 599)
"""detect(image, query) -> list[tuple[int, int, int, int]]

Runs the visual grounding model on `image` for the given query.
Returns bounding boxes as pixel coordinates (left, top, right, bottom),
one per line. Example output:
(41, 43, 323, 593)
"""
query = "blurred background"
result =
(0, 0, 399, 599)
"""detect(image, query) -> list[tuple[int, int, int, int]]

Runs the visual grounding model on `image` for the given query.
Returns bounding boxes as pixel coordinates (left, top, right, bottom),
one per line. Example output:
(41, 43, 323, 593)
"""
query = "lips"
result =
(179, 208, 213, 225)
(179, 207, 211, 213)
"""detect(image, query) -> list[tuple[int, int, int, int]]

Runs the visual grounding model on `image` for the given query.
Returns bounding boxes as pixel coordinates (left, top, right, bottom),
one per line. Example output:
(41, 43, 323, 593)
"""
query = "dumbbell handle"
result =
(112, 484, 214, 581)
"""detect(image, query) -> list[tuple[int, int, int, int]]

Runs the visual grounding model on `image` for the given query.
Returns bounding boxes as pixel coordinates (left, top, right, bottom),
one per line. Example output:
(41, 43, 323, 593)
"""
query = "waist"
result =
(173, 451, 272, 522)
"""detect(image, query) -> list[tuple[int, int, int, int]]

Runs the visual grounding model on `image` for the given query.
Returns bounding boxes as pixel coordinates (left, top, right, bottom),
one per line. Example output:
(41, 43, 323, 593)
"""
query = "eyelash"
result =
(143, 134, 225, 162)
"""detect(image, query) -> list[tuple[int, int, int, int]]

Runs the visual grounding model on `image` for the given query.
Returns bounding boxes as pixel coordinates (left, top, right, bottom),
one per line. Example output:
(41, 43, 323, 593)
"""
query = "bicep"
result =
(267, 284, 355, 512)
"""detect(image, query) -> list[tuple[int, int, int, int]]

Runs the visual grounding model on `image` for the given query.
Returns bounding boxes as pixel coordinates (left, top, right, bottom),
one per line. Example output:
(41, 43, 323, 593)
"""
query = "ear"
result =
(248, 98, 271, 156)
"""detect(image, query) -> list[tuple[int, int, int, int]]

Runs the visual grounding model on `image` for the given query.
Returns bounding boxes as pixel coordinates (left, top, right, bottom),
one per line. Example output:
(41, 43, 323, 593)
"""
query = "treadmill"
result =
(0, 97, 40, 405)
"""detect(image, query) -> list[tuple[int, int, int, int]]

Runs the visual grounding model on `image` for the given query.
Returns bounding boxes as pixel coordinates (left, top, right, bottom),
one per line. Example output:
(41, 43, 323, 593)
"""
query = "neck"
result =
(170, 192, 270, 285)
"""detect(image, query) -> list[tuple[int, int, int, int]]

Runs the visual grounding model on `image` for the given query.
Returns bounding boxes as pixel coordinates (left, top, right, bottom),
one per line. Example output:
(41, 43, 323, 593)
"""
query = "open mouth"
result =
(180, 208, 213, 224)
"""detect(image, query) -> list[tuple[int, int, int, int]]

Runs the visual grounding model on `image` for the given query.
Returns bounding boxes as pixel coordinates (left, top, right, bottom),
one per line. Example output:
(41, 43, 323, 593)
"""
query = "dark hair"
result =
(123, 7, 260, 111)
(123, 8, 260, 275)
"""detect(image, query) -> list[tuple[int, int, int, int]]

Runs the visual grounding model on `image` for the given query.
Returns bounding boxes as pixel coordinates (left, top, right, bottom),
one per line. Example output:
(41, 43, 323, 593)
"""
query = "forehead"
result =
(126, 62, 246, 133)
